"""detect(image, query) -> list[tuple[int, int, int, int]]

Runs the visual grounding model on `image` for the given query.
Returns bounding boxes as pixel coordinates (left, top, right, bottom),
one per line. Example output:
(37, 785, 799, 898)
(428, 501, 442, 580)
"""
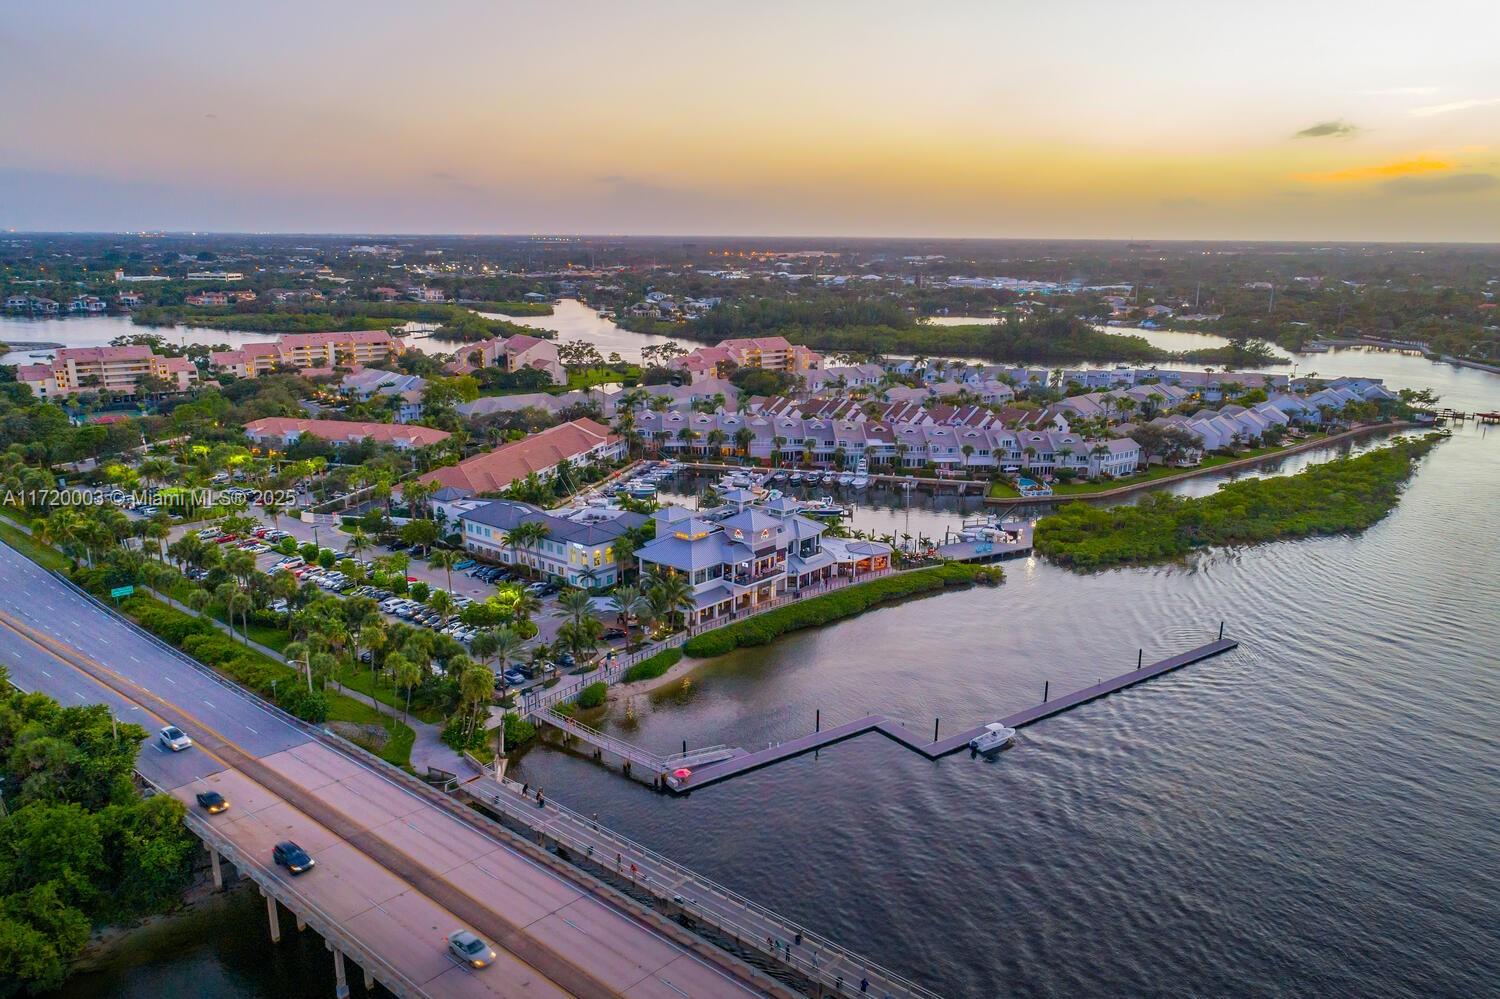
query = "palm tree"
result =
(610, 585, 650, 649)
(734, 427, 754, 459)
(706, 429, 726, 457)
(457, 657, 492, 744)
(387, 652, 418, 722)
(469, 629, 499, 673)
(426, 588, 457, 622)
(345, 527, 371, 562)
(648, 573, 695, 632)
(184, 587, 211, 615)
(428, 549, 458, 592)
(505, 521, 551, 578)
(554, 588, 596, 629)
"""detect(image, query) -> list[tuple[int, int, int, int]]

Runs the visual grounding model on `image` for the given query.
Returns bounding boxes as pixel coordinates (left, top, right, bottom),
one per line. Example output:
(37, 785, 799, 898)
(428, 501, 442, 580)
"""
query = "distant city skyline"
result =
(3, 0, 1499, 241)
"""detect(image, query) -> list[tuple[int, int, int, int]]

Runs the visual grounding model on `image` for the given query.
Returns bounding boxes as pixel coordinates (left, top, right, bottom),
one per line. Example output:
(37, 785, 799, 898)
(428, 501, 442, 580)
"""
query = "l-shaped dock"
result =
(666, 636, 1240, 792)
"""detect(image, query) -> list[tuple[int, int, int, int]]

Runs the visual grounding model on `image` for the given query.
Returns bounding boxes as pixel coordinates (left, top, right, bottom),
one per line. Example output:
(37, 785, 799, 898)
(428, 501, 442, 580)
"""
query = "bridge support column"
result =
(209, 847, 223, 891)
(363, 967, 375, 991)
(263, 891, 281, 943)
(330, 946, 349, 999)
(296, 915, 307, 932)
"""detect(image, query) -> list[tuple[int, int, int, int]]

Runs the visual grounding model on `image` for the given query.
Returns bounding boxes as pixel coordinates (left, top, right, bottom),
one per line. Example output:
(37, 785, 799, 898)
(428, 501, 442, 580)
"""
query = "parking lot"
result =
(166, 516, 578, 655)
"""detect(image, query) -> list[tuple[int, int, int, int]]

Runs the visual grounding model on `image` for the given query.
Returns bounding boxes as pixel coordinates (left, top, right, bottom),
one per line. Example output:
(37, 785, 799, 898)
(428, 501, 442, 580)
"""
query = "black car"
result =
(600, 628, 626, 641)
(195, 790, 230, 814)
(273, 841, 315, 875)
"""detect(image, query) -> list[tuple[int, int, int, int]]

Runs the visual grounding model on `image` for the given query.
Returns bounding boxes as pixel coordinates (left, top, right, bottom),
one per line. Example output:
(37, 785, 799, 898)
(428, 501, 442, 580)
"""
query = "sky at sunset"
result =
(3, 0, 1499, 240)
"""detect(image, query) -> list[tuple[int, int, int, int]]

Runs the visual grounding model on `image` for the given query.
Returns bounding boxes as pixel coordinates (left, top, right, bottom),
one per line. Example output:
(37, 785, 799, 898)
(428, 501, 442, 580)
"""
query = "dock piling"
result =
(933, 718, 940, 742)
(1137, 649, 1143, 670)
(815, 708, 820, 733)
(1219, 620, 1225, 640)
(1043, 680, 1049, 702)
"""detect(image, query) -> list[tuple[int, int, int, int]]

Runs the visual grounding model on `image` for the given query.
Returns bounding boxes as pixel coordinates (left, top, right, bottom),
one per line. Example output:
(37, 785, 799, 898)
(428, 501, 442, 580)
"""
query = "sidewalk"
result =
(331, 684, 465, 774)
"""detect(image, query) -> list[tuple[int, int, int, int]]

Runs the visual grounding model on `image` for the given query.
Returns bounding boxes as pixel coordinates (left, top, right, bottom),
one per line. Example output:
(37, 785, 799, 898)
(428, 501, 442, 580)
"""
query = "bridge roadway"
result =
(0, 543, 785, 999)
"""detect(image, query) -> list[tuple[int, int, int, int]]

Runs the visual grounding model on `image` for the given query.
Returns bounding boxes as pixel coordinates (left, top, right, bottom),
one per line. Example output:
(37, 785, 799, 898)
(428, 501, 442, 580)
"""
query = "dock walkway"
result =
(669, 637, 1239, 792)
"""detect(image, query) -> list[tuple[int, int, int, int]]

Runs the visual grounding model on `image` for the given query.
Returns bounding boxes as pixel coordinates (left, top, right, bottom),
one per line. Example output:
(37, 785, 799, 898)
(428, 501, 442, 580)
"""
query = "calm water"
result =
(496, 298, 689, 361)
(0, 315, 276, 366)
(36, 338, 1500, 997)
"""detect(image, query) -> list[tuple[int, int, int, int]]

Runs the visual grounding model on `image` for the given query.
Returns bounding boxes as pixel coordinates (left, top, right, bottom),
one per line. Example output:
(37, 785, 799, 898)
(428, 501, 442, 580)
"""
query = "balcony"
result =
(731, 563, 785, 587)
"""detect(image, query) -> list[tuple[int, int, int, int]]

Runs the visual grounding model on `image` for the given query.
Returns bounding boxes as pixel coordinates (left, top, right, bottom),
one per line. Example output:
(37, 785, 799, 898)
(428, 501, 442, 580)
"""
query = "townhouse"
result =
(17, 345, 197, 398)
(413, 418, 625, 498)
(459, 500, 648, 589)
(668, 335, 822, 384)
(209, 330, 402, 378)
(242, 417, 451, 451)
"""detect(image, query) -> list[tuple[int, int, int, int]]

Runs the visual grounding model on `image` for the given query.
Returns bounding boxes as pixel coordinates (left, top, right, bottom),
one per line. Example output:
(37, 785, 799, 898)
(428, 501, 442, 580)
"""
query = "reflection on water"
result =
(494, 299, 689, 362)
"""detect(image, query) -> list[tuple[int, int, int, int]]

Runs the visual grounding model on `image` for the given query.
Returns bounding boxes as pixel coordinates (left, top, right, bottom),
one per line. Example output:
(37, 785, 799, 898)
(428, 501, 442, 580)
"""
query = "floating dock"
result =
(667, 636, 1239, 792)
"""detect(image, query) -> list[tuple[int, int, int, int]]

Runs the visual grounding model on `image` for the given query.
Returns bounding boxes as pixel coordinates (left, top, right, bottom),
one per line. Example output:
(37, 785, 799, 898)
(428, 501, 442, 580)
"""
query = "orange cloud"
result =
(1295, 156, 1452, 183)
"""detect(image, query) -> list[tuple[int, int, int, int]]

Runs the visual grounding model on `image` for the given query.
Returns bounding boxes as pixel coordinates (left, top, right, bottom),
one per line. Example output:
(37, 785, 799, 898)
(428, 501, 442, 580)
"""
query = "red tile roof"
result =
(414, 419, 619, 495)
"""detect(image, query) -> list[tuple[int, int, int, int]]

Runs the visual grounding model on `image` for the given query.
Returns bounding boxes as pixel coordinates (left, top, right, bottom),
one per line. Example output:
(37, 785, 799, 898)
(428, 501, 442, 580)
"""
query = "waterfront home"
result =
(186, 290, 232, 307)
(210, 330, 402, 378)
(117, 291, 144, 309)
(17, 345, 197, 399)
(5, 295, 60, 314)
(669, 335, 822, 385)
(413, 418, 625, 498)
(635, 495, 891, 624)
(242, 417, 450, 451)
(68, 295, 108, 313)
(445, 333, 564, 384)
(456, 389, 617, 419)
(803, 363, 885, 393)
(459, 500, 647, 589)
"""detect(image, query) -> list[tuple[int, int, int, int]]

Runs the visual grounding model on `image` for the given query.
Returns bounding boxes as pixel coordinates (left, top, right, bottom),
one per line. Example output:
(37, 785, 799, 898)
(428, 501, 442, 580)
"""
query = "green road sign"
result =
(110, 585, 135, 599)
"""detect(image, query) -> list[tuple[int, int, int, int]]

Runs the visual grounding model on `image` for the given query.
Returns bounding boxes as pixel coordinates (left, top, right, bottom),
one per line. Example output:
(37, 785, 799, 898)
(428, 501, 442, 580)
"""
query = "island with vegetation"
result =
(1033, 435, 1442, 569)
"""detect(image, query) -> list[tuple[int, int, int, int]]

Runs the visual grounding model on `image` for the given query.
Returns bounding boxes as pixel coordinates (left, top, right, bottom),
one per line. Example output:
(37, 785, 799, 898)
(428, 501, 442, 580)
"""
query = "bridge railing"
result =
(474, 774, 942, 999)
(138, 773, 432, 999)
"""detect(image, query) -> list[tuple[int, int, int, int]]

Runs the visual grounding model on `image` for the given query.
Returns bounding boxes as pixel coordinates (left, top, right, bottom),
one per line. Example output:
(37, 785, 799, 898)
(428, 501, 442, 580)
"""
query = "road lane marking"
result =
(40, 669, 52, 677)
(203, 699, 216, 708)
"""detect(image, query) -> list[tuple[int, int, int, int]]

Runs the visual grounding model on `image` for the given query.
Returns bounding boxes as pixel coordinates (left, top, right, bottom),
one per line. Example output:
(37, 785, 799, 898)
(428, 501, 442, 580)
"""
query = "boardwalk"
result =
(669, 637, 1239, 792)
(461, 774, 941, 999)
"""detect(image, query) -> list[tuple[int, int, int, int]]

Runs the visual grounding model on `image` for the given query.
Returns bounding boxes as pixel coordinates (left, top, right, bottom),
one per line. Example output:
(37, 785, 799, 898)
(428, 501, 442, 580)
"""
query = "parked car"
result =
(446, 930, 497, 969)
(454, 559, 476, 570)
(195, 790, 230, 814)
(159, 726, 192, 752)
(273, 841, 315, 875)
(600, 627, 627, 641)
(502, 669, 529, 687)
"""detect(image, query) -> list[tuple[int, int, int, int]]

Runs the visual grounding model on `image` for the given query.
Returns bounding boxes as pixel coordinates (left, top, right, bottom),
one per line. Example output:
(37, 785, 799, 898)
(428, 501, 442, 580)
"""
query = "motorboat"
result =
(806, 471, 824, 485)
(837, 471, 855, 486)
(772, 470, 788, 483)
(800, 496, 848, 518)
(789, 471, 804, 485)
(968, 723, 1016, 754)
(626, 481, 657, 499)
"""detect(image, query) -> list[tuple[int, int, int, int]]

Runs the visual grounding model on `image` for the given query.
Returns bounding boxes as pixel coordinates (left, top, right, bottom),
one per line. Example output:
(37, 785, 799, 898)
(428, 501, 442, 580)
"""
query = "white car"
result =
(159, 726, 193, 752)
(446, 930, 497, 969)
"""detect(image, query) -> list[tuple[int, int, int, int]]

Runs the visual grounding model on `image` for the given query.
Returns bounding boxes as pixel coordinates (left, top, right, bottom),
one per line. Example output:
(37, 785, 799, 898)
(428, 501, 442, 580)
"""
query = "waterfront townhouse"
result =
(242, 417, 450, 451)
(413, 418, 624, 498)
(68, 295, 108, 313)
(459, 500, 648, 589)
(635, 496, 890, 623)
(17, 345, 197, 399)
(446, 333, 565, 384)
(210, 330, 402, 378)
(803, 363, 885, 393)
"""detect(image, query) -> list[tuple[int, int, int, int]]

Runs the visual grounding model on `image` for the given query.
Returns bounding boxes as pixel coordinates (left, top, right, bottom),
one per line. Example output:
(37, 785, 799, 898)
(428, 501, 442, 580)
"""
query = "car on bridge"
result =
(195, 790, 230, 814)
(273, 841, 316, 875)
(446, 930, 497, 969)
(159, 726, 193, 752)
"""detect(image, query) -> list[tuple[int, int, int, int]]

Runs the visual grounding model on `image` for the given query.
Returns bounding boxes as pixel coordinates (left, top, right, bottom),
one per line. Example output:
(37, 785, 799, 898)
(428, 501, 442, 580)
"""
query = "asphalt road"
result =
(0, 541, 776, 999)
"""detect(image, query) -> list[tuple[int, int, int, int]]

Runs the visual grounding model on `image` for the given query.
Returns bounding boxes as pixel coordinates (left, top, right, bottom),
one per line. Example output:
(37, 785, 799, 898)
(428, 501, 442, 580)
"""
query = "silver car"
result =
(159, 725, 193, 752)
(446, 930, 497, 969)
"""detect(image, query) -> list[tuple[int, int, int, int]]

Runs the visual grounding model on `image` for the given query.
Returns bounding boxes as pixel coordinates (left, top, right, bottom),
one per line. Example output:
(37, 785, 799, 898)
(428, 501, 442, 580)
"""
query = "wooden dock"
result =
(667, 637, 1239, 792)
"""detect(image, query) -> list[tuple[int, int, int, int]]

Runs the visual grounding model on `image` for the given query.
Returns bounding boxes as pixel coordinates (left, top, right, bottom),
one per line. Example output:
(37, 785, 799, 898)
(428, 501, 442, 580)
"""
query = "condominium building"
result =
(444, 333, 565, 384)
(242, 417, 450, 451)
(413, 418, 625, 498)
(670, 335, 822, 384)
(17, 345, 197, 399)
(209, 330, 402, 378)
(458, 501, 649, 589)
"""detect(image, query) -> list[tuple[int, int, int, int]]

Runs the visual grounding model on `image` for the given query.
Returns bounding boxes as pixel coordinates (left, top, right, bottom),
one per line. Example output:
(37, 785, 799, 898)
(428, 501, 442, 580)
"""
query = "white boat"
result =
(800, 496, 848, 518)
(789, 471, 803, 485)
(806, 471, 824, 485)
(626, 481, 657, 498)
(772, 471, 788, 483)
(837, 472, 855, 486)
(968, 723, 1016, 754)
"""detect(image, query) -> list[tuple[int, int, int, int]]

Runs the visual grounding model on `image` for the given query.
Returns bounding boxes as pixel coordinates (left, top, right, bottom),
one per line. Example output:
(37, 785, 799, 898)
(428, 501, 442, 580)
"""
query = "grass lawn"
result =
(565, 365, 638, 391)
(337, 666, 445, 725)
(326, 694, 415, 769)
(0, 517, 71, 571)
(166, 581, 292, 652)
(987, 480, 1020, 498)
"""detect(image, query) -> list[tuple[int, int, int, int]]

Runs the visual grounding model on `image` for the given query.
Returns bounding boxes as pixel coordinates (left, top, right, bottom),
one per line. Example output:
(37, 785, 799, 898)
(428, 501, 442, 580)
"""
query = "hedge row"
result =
(621, 647, 683, 683)
(575, 681, 608, 709)
(680, 563, 1000, 659)
(122, 596, 329, 722)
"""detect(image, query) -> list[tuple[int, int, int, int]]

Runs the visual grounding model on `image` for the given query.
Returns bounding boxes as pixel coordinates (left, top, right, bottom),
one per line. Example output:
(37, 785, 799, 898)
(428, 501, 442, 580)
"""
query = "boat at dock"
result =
(625, 481, 658, 498)
(968, 723, 1016, 754)
(799, 496, 849, 518)
(789, 471, 804, 485)
(850, 459, 870, 489)
(836, 471, 855, 486)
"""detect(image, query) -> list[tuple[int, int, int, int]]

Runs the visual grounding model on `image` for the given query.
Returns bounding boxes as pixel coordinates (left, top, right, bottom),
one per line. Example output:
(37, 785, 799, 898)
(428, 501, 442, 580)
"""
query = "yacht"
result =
(625, 481, 657, 499)
(836, 471, 855, 487)
(968, 723, 1016, 754)
(850, 459, 870, 489)
(789, 471, 804, 486)
(772, 470, 788, 483)
(806, 470, 824, 485)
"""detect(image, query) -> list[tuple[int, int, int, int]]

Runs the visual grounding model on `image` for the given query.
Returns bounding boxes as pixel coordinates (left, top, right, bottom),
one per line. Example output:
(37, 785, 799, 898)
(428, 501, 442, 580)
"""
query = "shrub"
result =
(575, 681, 607, 709)
(278, 686, 329, 723)
(681, 564, 999, 659)
(622, 647, 682, 683)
